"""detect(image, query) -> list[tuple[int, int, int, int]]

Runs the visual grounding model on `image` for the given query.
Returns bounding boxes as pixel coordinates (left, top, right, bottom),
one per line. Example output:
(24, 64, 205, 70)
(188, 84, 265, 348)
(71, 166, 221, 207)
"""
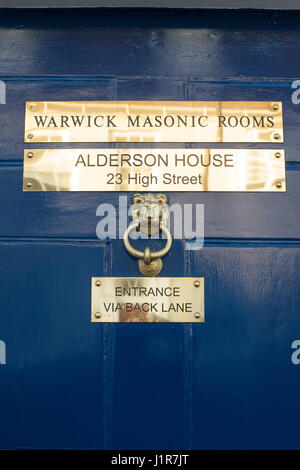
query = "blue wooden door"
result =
(0, 9, 299, 450)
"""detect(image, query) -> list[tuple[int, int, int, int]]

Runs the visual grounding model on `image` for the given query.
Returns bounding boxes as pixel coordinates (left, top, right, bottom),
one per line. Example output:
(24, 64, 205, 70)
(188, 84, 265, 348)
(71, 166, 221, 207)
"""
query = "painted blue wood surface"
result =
(1, 9, 300, 79)
(0, 9, 299, 449)
(0, 242, 106, 449)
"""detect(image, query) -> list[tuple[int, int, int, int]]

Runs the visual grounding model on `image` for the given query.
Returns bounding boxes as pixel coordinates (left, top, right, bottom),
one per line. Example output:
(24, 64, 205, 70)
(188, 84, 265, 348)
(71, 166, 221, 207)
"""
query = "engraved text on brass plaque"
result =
(91, 277, 205, 323)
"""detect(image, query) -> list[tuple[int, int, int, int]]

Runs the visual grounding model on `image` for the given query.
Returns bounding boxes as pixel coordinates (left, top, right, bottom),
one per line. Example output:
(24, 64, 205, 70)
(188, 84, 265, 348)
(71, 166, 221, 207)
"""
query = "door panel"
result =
(190, 247, 300, 449)
(0, 8, 299, 449)
(0, 242, 106, 449)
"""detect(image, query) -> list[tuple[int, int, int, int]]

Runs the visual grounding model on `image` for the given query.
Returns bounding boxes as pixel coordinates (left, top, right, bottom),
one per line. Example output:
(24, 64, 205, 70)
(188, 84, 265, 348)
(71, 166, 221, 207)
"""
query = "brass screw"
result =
(273, 133, 280, 140)
(276, 181, 282, 189)
(27, 133, 33, 139)
(27, 152, 34, 158)
(194, 312, 201, 320)
(95, 312, 102, 319)
(194, 280, 201, 288)
(26, 182, 32, 188)
(273, 104, 279, 111)
(275, 152, 281, 159)
(95, 280, 101, 287)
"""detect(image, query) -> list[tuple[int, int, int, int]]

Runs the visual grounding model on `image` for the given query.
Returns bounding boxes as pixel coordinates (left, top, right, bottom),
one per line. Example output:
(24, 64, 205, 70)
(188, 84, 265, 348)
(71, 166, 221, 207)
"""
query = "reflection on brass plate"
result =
(24, 101, 283, 143)
(23, 149, 286, 192)
(91, 277, 205, 323)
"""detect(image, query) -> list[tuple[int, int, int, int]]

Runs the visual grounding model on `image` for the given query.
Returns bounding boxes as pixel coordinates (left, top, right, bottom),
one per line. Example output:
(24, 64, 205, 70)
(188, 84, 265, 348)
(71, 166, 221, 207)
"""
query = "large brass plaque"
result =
(91, 277, 205, 323)
(23, 149, 286, 192)
(24, 101, 283, 143)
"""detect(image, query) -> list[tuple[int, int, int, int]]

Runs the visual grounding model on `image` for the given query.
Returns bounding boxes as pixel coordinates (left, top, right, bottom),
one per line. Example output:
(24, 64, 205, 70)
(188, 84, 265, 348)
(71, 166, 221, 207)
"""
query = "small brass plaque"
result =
(91, 277, 204, 323)
(23, 149, 286, 192)
(24, 101, 283, 143)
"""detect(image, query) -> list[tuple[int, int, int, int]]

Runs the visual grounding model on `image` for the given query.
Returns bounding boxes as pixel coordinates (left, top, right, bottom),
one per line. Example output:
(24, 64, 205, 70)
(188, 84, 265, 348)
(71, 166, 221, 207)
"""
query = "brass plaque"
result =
(91, 277, 205, 323)
(24, 101, 283, 143)
(23, 149, 286, 192)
